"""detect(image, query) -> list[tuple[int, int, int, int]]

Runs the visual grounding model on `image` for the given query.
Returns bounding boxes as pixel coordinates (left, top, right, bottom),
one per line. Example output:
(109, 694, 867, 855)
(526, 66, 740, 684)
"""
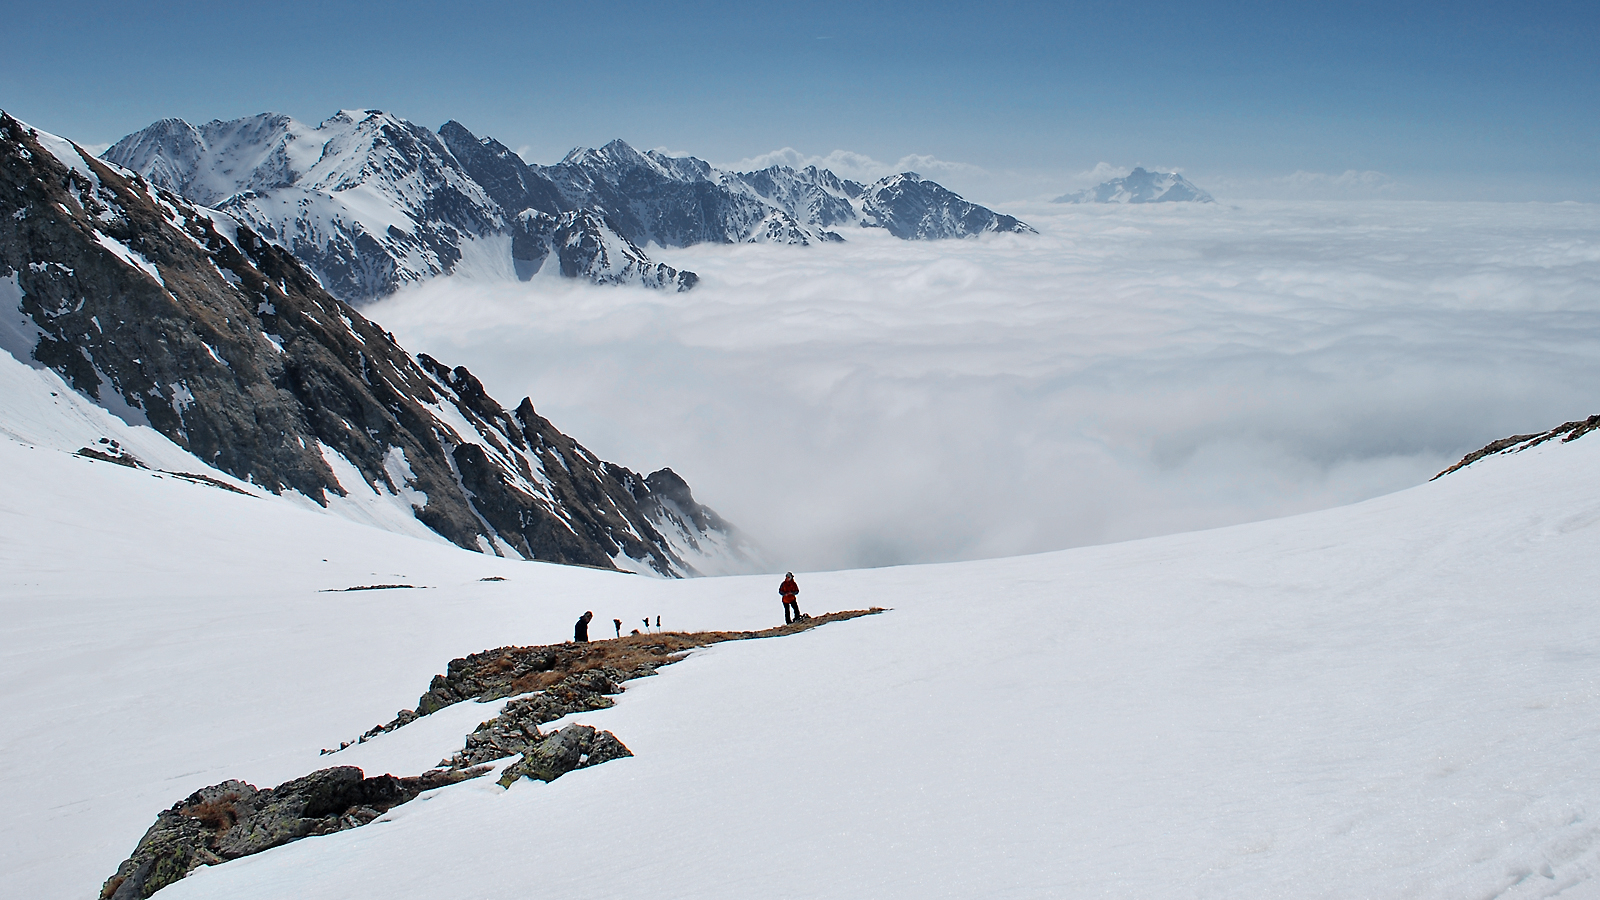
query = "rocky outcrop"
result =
(100, 766, 485, 900)
(106, 611, 885, 897)
(1433, 414, 1600, 479)
(341, 609, 889, 749)
(509, 208, 697, 289)
(497, 724, 633, 786)
(1, 113, 754, 576)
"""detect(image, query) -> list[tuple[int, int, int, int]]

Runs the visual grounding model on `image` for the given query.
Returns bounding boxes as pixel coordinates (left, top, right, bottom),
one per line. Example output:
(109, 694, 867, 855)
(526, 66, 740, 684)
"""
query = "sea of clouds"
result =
(366, 200, 1600, 572)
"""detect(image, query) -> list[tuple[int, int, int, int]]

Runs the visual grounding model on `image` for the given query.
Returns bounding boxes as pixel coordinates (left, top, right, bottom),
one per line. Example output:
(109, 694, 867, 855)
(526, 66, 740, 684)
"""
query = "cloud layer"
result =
(368, 200, 1600, 572)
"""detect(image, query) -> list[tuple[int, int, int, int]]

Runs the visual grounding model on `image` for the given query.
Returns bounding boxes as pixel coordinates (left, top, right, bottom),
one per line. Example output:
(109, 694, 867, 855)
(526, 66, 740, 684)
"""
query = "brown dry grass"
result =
(502, 608, 886, 695)
(183, 793, 242, 833)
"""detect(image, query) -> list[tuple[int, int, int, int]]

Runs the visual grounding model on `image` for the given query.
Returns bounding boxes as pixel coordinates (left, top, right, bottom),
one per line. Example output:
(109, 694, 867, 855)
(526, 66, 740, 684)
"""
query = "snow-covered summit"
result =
(105, 112, 693, 302)
(1056, 166, 1215, 204)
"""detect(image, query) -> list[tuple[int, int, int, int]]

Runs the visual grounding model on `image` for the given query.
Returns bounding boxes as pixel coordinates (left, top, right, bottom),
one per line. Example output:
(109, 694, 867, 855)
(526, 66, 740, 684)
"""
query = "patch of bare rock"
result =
(102, 609, 883, 897)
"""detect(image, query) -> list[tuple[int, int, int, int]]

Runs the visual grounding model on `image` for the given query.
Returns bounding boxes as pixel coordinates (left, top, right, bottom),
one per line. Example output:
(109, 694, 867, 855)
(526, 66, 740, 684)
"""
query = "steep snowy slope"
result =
(1, 114, 751, 576)
(6, 413, 1600, 899)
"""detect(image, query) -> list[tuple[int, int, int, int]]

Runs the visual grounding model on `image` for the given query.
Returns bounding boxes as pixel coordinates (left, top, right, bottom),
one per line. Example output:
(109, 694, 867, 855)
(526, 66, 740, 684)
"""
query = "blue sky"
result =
(3, 0, 1595, 200)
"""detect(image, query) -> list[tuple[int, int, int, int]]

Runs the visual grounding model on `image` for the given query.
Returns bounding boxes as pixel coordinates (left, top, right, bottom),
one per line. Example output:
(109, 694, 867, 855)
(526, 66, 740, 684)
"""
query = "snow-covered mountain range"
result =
(1056, 166, 1215, 204)
(103, 110, 1035, 304)
(1, 113, 757, 576)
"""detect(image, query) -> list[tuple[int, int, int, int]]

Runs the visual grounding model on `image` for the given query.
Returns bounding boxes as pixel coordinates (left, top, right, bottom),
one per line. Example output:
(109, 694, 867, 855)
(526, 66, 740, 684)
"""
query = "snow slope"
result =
(6, 419, 1600, 898)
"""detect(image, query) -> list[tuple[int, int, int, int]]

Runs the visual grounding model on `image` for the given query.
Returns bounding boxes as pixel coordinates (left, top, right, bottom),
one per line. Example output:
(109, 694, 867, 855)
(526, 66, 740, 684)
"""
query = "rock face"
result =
(505, 131, 1034, 247)
(858, 173, 1036, 239)
(1433, 414, 1600, 479)
(104, 110, 1033, 304)
(0, 113, 757, 576)
(1055, 167, 1215, 204)
(510, 208, 698, 289)
(100, 766, 483, 900)
(497, 724, 633, 786)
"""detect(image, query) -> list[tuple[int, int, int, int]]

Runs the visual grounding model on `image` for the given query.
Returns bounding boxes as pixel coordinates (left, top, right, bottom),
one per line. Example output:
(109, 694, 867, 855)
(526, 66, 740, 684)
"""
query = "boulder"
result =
(498, 724, 633, 787)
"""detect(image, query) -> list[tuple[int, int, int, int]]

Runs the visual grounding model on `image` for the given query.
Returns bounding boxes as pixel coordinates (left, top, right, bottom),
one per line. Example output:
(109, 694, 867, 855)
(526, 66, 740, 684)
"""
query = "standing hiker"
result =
(779, 572, 801, 624)
(575, 611, 593, 643)
(613, 618, 622, 639)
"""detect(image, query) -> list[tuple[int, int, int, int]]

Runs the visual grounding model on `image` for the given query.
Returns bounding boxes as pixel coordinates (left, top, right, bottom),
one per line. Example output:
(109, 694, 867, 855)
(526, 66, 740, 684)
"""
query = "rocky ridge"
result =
(0, 113, 754, 576)
(1433, 414, 1600, 480)
(104, 610, 884, 898)
(331, 609, 887, 757)
(100, 766, 490, 900)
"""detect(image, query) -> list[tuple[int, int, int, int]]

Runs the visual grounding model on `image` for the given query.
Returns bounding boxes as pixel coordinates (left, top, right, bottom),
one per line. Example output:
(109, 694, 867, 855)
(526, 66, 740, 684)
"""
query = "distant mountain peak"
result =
(1056, 167, 1214, 204)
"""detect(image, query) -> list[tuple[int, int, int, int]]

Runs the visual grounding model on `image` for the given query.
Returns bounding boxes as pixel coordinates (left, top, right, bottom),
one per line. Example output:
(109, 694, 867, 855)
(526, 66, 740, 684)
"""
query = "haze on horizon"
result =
(369, 199, 1600, 572)
(2, 0, 1595, 203)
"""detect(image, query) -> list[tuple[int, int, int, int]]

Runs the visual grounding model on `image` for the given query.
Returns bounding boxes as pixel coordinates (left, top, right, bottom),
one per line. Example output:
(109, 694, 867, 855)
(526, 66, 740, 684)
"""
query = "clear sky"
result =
(2, 0, 1596, 200)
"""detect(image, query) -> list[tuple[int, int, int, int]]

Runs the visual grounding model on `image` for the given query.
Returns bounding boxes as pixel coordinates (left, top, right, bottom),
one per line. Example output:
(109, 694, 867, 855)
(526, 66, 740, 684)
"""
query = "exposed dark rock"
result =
(496, 724, 633, 787)
(346, 609, 887, 749)
(437, 120, 566, 217)
(505, 207, 696, 290)
(1433, 414, 1600, 479)
(107, 611, 885, 896)
(100, 766, 485, 900)
(439, 667, 629, 768)
(859, 173, 1036, 239)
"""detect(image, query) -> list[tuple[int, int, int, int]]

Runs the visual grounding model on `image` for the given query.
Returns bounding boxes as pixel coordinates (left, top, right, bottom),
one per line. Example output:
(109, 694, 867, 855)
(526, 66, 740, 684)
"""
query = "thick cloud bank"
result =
(367, 201, 1600, 571)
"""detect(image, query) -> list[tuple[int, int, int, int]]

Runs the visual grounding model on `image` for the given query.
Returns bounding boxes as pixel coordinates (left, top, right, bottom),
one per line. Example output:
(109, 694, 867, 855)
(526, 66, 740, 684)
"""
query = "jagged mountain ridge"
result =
(103, 111, 695, 302)
(451, 127, 1035, 248)
(1055, 167, 1214, 204)
(0, 113, 755, 577)
(105, 110, 1034, 305)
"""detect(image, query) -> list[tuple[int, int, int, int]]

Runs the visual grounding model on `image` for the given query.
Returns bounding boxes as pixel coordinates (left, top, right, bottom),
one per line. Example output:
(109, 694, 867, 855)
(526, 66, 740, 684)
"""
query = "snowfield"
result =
(5, 357, 1600, 898)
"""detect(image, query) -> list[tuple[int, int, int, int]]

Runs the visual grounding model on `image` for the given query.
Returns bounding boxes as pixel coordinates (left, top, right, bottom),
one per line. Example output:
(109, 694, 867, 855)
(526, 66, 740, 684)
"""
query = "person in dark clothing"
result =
(613, 618, 622, 639)
(575, 611, 593, 642)
(779, 572, 801, 624)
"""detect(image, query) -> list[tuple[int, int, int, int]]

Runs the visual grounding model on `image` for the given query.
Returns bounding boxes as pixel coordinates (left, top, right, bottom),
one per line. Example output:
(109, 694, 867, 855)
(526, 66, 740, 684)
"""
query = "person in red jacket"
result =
(779, 572, 801, 624)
